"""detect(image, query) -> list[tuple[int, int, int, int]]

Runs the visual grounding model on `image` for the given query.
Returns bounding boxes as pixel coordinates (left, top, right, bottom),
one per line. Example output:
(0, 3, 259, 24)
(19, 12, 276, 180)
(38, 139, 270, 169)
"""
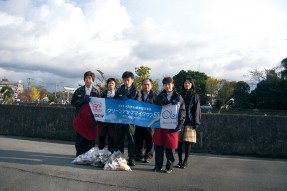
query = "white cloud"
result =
(0, 0, 286, 91)
(0, 0, 135, 88)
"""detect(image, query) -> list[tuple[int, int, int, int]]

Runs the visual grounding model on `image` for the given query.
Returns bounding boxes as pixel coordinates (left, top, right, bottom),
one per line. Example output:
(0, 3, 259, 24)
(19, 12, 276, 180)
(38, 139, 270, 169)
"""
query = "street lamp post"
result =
(54, 81, 62, 97)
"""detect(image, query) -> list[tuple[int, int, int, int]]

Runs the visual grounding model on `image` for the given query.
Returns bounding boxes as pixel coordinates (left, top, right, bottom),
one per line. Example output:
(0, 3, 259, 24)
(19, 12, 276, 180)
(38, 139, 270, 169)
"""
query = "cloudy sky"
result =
(0, 0, 286, 91)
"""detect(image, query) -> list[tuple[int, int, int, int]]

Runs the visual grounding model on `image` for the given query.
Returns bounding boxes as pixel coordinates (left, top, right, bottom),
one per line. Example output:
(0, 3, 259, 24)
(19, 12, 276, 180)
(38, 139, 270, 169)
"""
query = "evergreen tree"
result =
(232, 81, 250, 108)
(173, 70, 208, 104)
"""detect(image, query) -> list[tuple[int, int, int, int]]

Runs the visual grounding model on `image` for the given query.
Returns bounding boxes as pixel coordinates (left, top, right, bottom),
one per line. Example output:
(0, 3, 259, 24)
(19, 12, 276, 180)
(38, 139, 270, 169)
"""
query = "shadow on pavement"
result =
(0, 150, 105, 170)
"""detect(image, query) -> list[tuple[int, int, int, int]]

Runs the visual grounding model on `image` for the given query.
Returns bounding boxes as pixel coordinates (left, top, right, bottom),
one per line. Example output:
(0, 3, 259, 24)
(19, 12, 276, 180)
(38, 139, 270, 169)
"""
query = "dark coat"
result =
(114, 84, 141, 101)
(136, 90, 157, 129)
(100, 89, 116, 98)
(140, 90, 157, 103)
(98, 89, 116, 137)
(71, 86, 100, 115)
(152, 89, 186, 149)
(100, 89, 108, 98)
(71, 85, 100, 140)
(180, 91, 201, 126)
(155, 89, 186, 126)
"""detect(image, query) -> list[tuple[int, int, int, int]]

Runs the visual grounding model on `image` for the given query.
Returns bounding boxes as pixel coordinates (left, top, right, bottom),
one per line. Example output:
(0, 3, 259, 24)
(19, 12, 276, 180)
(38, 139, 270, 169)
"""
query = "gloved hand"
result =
(81, 98, 91, 104)
(192, 124, 199, 130)
(170, 99, 178, 105)
(169, 124, 183, 133)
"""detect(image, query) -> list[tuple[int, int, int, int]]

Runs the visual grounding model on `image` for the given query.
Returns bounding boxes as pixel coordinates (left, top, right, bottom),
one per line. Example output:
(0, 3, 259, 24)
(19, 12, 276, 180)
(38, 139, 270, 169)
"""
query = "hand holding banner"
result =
(89, 97, 178, 129)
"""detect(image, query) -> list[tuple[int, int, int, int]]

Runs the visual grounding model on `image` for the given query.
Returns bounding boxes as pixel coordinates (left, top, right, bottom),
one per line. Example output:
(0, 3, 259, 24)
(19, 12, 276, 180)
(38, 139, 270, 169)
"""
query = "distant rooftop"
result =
(0, 78, 22, 86)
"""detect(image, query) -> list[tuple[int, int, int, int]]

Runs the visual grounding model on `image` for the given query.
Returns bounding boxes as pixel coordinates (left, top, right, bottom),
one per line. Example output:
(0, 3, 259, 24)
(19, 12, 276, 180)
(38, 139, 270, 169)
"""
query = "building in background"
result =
(62, 86, 76, 104)
(0, 78, 24, 99)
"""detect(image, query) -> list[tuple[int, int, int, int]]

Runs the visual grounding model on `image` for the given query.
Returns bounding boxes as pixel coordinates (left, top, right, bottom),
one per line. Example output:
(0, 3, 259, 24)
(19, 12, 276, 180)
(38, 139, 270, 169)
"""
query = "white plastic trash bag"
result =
(91, 149, 112, 167)
(104, 151, 132, 171)
(72, 147, 112, 167)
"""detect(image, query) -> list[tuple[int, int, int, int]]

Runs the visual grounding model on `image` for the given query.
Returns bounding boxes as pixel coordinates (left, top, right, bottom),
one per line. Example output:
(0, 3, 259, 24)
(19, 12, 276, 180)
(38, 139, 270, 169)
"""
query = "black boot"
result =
(181, 142, 191, 169)
(98, 136, 106, 150)
(176, 141, 183, 168)
(108, 136, 114, 153)
(128, 158, 136, 166)
(181, 161, 188, 169)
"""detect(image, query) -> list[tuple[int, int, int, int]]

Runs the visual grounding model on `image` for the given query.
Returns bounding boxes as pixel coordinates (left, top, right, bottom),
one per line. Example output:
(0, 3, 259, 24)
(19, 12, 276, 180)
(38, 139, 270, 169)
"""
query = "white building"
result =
(0, 78, 24, 99)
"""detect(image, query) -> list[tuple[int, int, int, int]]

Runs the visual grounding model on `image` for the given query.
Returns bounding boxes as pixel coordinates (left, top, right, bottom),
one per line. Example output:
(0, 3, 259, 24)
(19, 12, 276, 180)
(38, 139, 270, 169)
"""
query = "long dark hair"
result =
(182, 76, 196, 93)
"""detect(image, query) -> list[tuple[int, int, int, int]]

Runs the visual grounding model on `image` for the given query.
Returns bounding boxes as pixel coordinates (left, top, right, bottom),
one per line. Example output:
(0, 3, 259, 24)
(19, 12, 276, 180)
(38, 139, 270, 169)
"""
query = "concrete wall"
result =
(192, 114, 287, 157)
(0, 105, 286, 157)
(0, 104, 75, 141)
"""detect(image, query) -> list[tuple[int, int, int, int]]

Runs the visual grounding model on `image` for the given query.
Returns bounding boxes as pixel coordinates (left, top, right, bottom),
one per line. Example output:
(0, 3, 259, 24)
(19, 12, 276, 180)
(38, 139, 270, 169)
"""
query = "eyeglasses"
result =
(143, 84, 150, 86)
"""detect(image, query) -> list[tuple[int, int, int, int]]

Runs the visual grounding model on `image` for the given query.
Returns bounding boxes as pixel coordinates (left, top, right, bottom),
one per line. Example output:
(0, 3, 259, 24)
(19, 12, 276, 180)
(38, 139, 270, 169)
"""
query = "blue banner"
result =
(89, 97, 179, 129)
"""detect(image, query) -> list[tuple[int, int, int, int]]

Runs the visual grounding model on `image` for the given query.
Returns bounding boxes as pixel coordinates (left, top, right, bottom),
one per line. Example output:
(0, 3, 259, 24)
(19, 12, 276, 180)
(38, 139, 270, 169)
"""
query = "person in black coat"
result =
(114, 71, 141, 166)
(71, 71, 100, 157)
(152, 77, 186, 173)
(176, 77, 201, 169)
(135, 78, 157, 163)
(98, 78, 117, 153)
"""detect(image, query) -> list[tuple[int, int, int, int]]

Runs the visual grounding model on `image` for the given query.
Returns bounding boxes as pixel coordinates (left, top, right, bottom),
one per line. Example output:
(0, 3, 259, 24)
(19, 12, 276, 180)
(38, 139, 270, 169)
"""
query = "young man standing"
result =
(114, 71, 141, 166)
(135, 78, 157, 163)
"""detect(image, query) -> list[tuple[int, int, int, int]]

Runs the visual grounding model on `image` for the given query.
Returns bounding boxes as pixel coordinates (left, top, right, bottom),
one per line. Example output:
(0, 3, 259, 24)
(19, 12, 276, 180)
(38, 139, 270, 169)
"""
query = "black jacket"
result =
(180, 91, 201, 126)
(140, 90, 157, 103)
(100, 89, 116, 98)
(114, 84, 141, 101)
(155, 89, 186, 126)
(71, 86, 99, 115)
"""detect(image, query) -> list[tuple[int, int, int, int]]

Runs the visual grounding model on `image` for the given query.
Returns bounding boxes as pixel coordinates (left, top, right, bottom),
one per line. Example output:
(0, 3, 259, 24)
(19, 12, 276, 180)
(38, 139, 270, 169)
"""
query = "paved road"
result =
(0, 136, 286, 191)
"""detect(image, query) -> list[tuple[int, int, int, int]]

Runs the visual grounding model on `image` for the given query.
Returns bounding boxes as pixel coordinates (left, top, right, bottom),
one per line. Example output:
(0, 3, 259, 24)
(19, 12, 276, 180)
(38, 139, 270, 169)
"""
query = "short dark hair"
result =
(162, 77, 173, 85)
(142, 78, 153, 84)
(106, 78, 116, 87)
(84, 71, 95, 82)
(122, 71, 134, 79)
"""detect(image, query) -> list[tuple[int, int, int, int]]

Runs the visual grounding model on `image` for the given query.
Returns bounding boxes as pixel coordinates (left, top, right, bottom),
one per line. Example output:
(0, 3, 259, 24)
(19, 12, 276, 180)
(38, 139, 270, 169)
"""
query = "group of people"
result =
(71, 70, 201, 174)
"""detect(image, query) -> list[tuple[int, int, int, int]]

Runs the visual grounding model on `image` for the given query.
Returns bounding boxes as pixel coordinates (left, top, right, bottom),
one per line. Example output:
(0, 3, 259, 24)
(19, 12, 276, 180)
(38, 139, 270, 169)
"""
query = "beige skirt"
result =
(178, 125, 196, 143)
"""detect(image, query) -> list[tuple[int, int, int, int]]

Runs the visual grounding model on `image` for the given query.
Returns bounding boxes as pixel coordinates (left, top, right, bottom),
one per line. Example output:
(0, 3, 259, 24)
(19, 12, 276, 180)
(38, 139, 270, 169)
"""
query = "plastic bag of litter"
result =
(72, 148, 112, 167)
(91, 149, 112, 167)
(104, 151, 132, 171)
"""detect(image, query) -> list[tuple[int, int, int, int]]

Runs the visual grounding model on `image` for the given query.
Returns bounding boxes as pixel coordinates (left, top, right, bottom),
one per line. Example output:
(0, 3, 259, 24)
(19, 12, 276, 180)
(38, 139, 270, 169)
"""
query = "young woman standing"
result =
(152, 77, 186, 173)
(98, 78, 117, 153)
(176, 77, 201, 169)
(71, 71, 100, 157)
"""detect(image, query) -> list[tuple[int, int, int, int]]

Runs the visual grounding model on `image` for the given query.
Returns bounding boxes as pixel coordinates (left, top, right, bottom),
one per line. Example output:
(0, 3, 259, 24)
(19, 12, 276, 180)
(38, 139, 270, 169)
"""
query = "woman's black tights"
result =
(177, 141, 191, 165)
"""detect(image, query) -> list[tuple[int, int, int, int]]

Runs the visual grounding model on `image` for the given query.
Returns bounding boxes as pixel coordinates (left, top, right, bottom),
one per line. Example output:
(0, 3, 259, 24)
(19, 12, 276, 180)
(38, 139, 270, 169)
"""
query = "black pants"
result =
(135, 126, 153, 159)
(75, 133, 95, 157)
(98, 136, 114, 153)
(154, 145, 175, 170)
(114, 124, 136, 159)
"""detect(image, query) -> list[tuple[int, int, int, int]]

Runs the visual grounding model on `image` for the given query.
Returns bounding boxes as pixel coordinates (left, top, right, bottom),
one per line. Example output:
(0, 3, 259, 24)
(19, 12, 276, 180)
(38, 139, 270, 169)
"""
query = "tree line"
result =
(1, 57, 286, 110)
